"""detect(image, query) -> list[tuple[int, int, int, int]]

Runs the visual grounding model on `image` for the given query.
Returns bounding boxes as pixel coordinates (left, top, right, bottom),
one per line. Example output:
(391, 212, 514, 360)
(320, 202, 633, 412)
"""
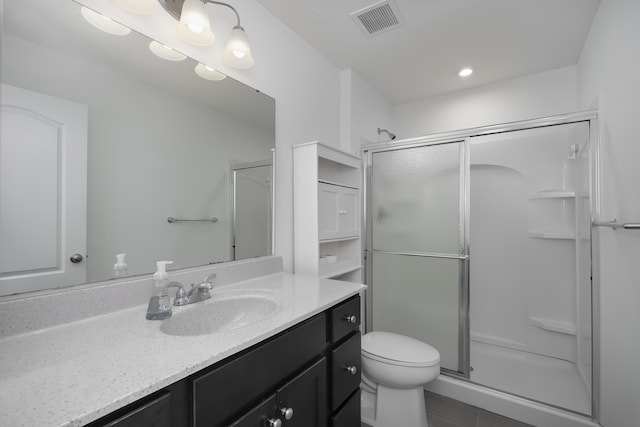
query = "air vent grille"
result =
(351, 0, 405, 37)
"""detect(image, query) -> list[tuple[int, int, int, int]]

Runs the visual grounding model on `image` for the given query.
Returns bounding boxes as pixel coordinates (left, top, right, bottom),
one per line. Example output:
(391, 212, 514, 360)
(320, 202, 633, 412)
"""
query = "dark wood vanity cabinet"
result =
(86, 295, 361, 427)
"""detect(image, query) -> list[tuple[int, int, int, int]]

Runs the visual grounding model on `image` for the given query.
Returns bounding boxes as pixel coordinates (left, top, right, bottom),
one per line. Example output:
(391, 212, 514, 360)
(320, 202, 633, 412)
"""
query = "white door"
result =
(233, 163, 272, 260)
(0, 84, 88, 296)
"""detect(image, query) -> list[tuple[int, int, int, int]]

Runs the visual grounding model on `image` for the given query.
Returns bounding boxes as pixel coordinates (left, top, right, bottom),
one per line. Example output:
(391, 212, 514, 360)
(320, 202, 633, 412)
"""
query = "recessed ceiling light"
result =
(458, 67, 474, 77)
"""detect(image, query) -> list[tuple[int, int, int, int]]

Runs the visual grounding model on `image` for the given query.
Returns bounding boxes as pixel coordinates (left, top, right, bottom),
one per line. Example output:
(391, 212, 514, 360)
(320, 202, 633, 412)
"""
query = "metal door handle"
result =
(70, 253, 83, 263)
(267, 418, 282, 427)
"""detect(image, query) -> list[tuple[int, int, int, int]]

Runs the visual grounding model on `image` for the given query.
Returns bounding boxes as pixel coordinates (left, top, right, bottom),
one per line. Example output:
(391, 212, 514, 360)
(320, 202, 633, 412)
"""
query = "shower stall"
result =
(362, 112, 599, 422)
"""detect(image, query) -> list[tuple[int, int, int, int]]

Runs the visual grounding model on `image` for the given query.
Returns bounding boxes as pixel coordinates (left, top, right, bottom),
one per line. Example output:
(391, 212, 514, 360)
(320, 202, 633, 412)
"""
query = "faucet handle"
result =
(168, 282, 188, 306)
(197, 282, 213, 291)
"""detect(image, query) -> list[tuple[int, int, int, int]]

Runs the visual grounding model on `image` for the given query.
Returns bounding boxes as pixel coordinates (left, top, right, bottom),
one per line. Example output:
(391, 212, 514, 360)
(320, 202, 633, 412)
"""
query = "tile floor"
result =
(362, 391, 534, 427)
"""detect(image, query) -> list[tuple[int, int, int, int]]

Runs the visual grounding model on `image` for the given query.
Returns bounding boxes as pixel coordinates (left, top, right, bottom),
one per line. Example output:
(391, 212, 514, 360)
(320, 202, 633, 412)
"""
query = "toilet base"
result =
(360, 383, 428, 427)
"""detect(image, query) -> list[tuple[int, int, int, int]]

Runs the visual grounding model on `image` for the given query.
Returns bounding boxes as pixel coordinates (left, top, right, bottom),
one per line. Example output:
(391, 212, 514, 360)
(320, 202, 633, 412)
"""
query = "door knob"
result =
(280, 407, 294, 420)
(69, 253, 83, 263)
(267, 418, 282, 427)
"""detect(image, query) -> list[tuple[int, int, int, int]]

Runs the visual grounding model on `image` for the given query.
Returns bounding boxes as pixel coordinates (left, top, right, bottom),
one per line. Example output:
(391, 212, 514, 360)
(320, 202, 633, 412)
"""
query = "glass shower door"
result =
(366, 141, 468, 374)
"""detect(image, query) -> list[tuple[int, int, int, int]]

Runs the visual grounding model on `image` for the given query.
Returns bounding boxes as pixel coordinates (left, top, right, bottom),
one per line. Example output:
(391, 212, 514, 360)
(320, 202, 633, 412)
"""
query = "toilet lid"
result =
(362, 331, 440, 367)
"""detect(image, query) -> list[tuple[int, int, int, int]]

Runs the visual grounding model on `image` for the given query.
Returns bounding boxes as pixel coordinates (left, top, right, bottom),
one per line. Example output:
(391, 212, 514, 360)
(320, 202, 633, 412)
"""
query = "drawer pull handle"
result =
(344, 315, 357, 324)
(344, 365, 358, 375)
(268, 418, 282, 427)
(280, 407, 294, 420)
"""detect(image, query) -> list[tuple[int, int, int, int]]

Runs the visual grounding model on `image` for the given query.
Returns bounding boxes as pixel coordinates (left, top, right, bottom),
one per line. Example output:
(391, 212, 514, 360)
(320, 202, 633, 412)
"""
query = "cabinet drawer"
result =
(330, 331, 361, 411)
(331, 389, 360, 427)
(193, 314, 327, 427)
(330, 296, 360, 343)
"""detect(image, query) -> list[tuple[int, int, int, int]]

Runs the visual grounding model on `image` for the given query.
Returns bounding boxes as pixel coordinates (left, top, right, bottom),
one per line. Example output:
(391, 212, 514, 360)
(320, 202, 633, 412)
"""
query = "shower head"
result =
(377, 127, 396, 141)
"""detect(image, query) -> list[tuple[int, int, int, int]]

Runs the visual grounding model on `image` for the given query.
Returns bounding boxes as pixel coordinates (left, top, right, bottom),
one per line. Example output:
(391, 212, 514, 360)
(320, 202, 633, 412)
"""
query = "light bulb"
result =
(223, 26, 255, 69)
(458, 67, 474, 77)
(177, 0, 215, 45)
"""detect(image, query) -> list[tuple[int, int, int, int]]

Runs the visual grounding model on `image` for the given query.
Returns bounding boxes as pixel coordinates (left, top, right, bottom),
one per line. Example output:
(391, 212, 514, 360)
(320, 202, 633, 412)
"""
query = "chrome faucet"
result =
(168, 274, 216, 306)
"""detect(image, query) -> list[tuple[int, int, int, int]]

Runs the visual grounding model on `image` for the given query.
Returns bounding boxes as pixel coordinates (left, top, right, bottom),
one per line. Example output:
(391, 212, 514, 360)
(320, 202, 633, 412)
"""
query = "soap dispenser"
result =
(113, 253, 128, 278)
(146, 261, 173, 320)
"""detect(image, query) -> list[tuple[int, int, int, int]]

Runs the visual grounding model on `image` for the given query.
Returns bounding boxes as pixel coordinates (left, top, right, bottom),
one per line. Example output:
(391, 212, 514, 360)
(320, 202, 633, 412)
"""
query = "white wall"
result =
(577, 1, 640, 425)
(76, 0, 343, 273)
(391, 66, 578, 137)
(341, 69, 392, 154)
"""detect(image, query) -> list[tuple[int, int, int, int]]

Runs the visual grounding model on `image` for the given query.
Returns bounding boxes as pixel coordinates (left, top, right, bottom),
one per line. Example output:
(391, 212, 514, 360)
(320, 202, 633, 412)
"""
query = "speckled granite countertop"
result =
(0, 272, 364, 427)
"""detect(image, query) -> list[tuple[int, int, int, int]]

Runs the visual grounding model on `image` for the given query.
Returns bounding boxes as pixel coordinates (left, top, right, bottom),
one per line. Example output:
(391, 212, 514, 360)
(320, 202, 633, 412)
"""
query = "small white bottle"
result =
(113, 253, 128, 278)
(146, 261, 173, 320)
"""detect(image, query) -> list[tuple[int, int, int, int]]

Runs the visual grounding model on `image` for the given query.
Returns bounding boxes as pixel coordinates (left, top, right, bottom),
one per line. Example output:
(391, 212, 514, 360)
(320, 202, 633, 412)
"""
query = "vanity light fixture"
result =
(195, 63, 227, 80)
(149, 41, 187, 61)
(458, 67, 474, 77)
(81, 7, 131, 35)
(159, 0, 255, 69)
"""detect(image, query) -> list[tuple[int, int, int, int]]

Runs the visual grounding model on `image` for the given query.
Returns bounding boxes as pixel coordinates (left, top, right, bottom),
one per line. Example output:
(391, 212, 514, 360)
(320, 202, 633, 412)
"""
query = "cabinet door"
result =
(318, 183, 359, 240)
(337, 188, 358, 238)
(277, 358, 327, 427)
(229, 395, 279, 427)
(331, 389, 360, 427)
(319, 183, 340, 239)
(193, 315, 326, 426)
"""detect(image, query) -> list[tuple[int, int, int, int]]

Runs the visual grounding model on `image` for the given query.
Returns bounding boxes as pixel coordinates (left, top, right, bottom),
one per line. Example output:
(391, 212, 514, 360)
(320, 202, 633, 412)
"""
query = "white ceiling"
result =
(255, 0, 601, 105)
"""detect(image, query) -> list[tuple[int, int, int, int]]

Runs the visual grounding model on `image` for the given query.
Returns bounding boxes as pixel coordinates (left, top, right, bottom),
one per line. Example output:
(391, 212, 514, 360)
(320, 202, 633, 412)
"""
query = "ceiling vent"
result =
(351, 0, 405, 38)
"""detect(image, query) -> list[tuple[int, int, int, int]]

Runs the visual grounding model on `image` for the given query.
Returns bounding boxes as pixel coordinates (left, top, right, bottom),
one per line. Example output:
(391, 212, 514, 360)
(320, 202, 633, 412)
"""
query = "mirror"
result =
(0, 0, 276, 296)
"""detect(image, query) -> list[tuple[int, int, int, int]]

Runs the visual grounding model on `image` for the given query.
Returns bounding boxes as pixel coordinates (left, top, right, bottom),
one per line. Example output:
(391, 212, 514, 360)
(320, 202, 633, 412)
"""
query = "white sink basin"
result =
(160, 289, 281, 336)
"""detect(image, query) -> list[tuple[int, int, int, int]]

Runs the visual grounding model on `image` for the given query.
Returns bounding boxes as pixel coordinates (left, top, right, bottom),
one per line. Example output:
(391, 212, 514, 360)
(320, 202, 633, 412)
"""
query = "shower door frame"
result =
(362, 136, 471, 377)
(361, 110, 600, 419)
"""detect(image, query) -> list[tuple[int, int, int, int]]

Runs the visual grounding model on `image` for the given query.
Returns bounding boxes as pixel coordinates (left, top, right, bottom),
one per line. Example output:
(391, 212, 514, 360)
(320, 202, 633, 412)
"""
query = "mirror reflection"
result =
(0, 0, 276, 296)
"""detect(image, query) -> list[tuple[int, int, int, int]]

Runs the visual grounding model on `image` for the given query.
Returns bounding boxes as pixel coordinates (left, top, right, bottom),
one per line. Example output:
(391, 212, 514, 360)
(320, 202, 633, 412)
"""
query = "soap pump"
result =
(113, 253, 128, 278)
(146, 261, 173, 320)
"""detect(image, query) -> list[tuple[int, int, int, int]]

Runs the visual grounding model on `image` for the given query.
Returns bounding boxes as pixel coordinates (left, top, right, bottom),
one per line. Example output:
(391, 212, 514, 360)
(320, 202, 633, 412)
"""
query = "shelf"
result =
(320, 236, 360, 244)
(529, 191, 576, 199)
(318, 179, 359, 190)
(319, 259, 363, 279)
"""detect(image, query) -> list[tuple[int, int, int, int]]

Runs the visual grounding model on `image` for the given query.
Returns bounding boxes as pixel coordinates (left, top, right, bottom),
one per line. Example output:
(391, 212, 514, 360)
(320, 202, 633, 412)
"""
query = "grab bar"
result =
(167, 217, 218, 224)
(592, 218, 640, 230)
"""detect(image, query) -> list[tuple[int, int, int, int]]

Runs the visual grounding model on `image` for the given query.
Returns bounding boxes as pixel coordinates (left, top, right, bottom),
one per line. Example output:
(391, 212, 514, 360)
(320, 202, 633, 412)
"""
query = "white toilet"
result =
(361, 331, 440, 427)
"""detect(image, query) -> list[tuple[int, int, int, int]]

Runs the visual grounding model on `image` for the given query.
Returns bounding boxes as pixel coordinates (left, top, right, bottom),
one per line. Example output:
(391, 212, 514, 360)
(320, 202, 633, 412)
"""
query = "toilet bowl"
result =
(361, 331, 440, 427)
